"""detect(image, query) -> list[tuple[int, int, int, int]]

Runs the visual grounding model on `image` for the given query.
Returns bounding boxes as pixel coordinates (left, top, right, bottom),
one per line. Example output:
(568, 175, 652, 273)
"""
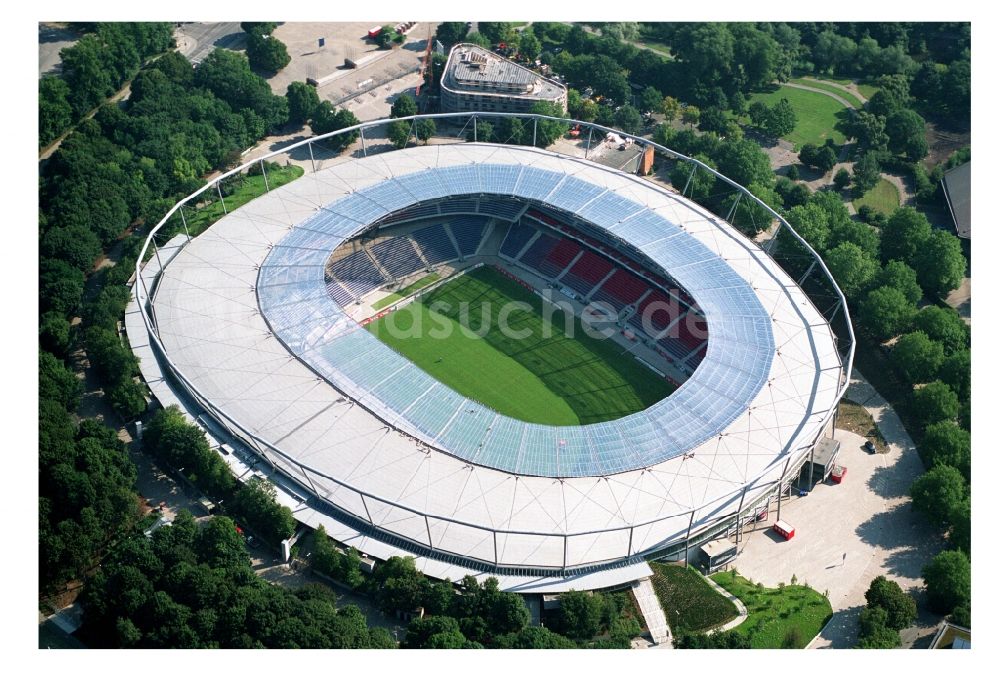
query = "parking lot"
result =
(267, 22, 439, 121)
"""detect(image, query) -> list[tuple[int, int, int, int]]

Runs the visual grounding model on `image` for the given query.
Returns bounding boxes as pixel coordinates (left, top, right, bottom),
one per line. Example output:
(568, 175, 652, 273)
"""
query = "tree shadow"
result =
(815, 603, 862, 649)
(866, 463, 909, 499)
(854, 502, 944, 580)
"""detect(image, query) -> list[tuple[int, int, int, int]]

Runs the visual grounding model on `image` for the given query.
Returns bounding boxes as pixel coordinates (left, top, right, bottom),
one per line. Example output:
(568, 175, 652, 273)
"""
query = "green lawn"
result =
(184, 165, 304, 238)
(650, 563, 738, 634)
(852, 178, 900, 216)
(788, 78, 864, 109)
(365, 266, 675, 425)
(710, 571, 832, 648)
(750, 85, 848, 149)
(371, 272, 441, 310)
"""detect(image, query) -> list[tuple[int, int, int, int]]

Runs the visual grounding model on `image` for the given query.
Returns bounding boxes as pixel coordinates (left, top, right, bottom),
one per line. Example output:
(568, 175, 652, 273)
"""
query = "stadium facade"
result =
(129, 113, 853, 591)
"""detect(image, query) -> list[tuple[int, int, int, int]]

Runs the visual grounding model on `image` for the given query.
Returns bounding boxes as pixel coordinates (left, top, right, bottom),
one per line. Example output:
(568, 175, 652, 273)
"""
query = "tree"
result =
(465, 32, 490, 49)
(865, 576, 917, 630)
(876, 260, 923, 305)
(529, 100, 570, 147)
(681, 105, 700, 127)
(39, 257, 85, 318)
(715, 137, 774, 189)
(478, 22, 515, 46)
(938, 350, 971, 403)
(851, 152, 882, 195)
(841, 110, 888, 152)
(920, 421, 971, 480)
(912, 381, 960, 425)
(885, 108, 928, 161)
(697, 107, 729, 135)
(435, 22, 469, 48)
(922, 550, 971, 614)
(414, 118, 436, 144)
(867, 74, 911, 117)
(387, 119, 411, 149)
(858, 286, 916, 340)
(195, 516, 250, 569)
(675, 631, 752, 649)
(231, 477, 296, 545)
(660, 96, 681, 122)
(912, 306, 969, 356)
(246, 32, 291, 73)
(493, 626, 575, 649)
(881, 207, 932, 265)
(369, 557, 427, 615)
(390, 93, 417, 119)
(285, 81, 320, 125)
(39, 350, 82, 411)
(833, 168, 851, 191)
(824, 242, 879, 299)
(857, 606, 902, 648)
(891, 331, 946, 385)
(404, 616, 466, 648)
(39, 76, 74, 146)
(374, 26, 398, 49)
(194, 49, 289, 131)
(799, 143, 838, 173)
(671, 155, 716, 202)
(310, 103, 359, 148)
(557, 590, 603, 640)
(39, 311, 73, 357)
(949, 498, 971, 555)
(830, 219, 879, 259)
(910, 465, 966, 528)
(41, 225, 102, 272)
(640, 86, 663, 114)
(914, 229, 966, 297)
(518, 29, 541, 62)
(764, 99, 797, 139)
(775, 176, 810, 208)
(614, 105, 643, 135)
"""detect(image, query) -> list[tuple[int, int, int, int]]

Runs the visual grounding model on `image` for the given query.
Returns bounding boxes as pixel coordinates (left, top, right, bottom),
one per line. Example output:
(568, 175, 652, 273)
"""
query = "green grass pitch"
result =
(365, 266, 675, 426)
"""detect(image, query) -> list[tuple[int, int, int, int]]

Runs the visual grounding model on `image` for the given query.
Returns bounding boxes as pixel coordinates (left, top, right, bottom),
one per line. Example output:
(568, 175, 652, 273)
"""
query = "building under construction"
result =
(440, 43, 567, 114)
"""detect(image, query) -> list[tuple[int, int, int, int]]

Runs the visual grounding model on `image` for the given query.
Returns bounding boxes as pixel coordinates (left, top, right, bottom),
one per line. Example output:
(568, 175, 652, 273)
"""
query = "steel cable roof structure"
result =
(136, 113, 853, 577)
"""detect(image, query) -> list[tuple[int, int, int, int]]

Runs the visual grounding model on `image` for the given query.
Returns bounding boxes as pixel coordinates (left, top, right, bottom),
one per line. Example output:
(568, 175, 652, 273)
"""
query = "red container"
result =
(831, 465, 847, 484)
(773, 520, 795, 540)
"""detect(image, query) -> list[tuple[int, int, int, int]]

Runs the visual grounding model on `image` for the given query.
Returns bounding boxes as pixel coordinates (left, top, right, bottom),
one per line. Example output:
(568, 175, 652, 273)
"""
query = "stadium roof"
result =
(258, 164, 774, 478)
(149, 144, 843, 570)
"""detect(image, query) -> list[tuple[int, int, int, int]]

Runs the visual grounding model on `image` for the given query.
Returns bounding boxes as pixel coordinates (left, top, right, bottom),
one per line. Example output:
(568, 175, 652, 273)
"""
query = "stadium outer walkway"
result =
(732, 371, 943, 649)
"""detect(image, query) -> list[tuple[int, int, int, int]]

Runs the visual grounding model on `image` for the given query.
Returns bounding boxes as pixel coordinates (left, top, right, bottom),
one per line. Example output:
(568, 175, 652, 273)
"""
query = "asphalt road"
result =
(175, 22, 244, 64)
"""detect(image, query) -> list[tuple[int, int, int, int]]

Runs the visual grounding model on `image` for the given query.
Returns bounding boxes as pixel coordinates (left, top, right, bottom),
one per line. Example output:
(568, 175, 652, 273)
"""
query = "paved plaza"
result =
(735, 373, 945, 648)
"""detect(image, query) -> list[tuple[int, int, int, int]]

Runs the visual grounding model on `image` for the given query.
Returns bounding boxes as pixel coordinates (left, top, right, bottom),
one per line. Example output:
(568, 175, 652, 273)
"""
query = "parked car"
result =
(864, 439, 876, 453)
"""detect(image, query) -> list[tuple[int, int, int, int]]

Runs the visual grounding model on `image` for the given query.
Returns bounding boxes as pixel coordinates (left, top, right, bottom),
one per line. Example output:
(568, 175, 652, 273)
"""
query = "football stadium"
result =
(129, 113, 854, 590)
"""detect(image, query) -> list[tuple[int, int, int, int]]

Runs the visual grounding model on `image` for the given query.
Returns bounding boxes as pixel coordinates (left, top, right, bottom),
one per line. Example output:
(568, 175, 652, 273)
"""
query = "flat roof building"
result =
(441, 43, 567, 115)
(942, 161, 971, 238)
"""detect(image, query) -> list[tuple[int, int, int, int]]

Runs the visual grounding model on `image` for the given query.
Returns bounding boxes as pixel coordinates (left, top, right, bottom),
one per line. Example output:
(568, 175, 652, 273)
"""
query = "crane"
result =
(415, 23, 434, 100)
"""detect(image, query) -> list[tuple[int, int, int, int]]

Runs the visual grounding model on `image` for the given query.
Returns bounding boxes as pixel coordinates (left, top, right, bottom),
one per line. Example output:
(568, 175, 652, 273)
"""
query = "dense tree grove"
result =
(79, 513, 391, 648)
(39, 23, 175, 146)
(40, 409, 140, 590)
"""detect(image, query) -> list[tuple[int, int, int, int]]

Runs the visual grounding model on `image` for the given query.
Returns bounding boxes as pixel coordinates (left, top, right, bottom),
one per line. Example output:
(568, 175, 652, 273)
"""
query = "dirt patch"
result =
(923, 121, 970, 169)
(837, 399, 889, 452)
